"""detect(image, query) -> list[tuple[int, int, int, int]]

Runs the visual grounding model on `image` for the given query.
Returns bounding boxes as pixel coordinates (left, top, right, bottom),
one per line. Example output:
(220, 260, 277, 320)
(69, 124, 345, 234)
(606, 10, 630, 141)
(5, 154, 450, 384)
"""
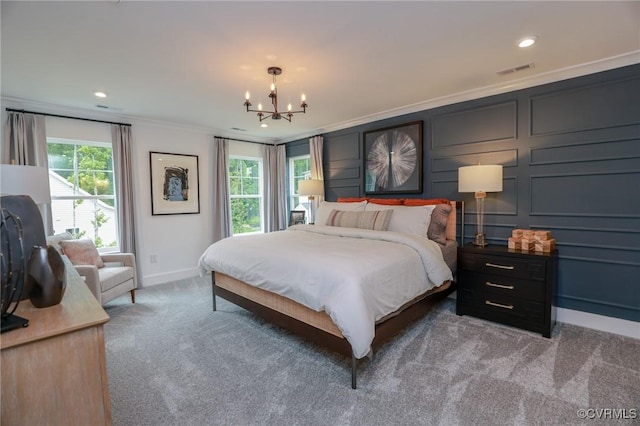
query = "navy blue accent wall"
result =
(286, 64, 640, 322)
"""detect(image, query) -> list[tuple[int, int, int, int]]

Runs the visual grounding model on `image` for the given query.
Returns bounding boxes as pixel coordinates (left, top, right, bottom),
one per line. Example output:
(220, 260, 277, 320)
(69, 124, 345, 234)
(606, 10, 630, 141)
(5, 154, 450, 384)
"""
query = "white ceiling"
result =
(2, 1, 639, 143)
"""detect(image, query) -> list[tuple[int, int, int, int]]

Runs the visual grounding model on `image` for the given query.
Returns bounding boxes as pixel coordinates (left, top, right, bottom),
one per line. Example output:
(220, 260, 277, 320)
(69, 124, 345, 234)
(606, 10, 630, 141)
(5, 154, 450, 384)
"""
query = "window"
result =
(289, 155, 311, 218)
(47, 138, 118, 250)
(229, 156, 264, 235)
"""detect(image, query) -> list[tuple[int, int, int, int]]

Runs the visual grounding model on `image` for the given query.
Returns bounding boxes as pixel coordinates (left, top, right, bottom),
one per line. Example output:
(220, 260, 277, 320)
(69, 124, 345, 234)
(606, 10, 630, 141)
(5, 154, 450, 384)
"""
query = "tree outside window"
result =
(47, 139, 118, 249)
(229, 156, 263, 234)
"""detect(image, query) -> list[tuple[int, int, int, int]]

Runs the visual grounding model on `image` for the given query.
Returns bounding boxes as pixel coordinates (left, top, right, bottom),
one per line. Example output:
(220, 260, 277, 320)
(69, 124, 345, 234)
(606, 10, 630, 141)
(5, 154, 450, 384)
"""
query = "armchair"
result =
(74, 252, 137, 305)
(47, 233, 137, 306)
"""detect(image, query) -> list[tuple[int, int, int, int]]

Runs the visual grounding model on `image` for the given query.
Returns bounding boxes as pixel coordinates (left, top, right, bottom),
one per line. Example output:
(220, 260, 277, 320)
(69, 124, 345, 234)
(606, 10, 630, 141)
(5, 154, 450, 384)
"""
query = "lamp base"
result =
(472, 233, 488, 247)
(1, 314, 29, 333)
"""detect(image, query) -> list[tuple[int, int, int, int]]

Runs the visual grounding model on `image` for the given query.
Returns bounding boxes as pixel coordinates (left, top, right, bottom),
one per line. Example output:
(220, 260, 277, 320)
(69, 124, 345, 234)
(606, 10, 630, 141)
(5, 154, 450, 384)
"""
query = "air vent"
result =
(95, 104, 123, 112)
(496, 63, 535, 76)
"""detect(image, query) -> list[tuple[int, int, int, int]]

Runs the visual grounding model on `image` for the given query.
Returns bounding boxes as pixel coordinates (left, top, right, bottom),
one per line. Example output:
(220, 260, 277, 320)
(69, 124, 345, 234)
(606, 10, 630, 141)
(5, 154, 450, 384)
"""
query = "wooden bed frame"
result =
(211, 200, 461, 389)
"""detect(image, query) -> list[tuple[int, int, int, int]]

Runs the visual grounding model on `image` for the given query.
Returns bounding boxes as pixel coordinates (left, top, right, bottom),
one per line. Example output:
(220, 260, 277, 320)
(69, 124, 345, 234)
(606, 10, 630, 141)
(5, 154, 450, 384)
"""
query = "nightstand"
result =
(456, 243, 558, 337)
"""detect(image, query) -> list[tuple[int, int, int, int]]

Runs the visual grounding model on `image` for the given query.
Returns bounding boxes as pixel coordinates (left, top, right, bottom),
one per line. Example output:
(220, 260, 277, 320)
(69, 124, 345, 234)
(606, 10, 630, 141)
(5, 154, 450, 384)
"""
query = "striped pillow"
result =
(326, 209, 393, 231)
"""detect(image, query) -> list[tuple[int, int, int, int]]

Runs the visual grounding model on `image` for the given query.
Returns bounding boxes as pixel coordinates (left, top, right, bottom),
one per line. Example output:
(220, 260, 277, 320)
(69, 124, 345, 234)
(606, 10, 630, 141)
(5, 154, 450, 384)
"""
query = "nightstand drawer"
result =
(463, 272, 545, 302)
(458, 290, 545, 323)
(459, 253, 546, 281)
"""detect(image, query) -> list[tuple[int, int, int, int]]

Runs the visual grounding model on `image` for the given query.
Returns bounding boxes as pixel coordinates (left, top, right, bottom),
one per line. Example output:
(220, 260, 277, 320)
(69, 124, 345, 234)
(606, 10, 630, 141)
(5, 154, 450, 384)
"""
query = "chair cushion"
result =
(59, 239, 105, 268)
(98, 266, 134, 292)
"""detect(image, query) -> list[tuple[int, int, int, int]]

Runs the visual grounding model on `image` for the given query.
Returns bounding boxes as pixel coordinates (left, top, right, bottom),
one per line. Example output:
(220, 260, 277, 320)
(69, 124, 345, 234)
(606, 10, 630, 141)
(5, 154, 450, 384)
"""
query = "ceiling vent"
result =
(496, 63, 535, 76)
(95, 104, 123, 112)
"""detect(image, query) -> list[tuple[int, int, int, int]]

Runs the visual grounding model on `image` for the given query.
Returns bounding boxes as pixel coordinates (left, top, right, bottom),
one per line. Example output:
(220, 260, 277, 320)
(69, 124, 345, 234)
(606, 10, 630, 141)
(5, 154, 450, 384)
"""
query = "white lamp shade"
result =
(0, 164, 52, 204)
(298, 179, 324, 196)
(458, 165, 503, 193)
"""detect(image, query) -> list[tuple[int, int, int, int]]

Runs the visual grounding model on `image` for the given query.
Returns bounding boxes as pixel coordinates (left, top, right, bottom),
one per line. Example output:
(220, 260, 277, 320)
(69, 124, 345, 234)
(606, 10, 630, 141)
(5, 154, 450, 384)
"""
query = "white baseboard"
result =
(449, 291, 638, 340)
(142, 268, 200, 287)
(557, 308, 639, 340)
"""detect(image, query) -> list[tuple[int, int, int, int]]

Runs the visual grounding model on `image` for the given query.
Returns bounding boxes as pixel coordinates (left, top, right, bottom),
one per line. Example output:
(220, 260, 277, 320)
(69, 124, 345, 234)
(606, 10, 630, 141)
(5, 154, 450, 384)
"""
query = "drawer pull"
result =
(485, 300, 514, 310)
(485, 262, 515, 270)
(485, 281, 514, 290)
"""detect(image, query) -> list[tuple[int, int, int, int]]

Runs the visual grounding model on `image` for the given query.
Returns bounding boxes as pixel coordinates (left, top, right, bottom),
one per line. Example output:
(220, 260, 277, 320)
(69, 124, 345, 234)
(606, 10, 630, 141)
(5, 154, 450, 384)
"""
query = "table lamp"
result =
(297, 179, 324, 224)
(458, 164, 503, 247)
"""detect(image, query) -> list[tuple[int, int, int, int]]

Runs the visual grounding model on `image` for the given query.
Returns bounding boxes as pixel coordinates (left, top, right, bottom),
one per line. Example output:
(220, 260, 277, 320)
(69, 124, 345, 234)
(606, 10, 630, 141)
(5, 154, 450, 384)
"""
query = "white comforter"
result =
(198, 225, 453, 358)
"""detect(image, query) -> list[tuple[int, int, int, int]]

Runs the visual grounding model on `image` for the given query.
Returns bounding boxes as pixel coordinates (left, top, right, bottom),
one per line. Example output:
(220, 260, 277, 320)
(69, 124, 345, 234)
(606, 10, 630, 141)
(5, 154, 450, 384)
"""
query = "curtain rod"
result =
(5, 108, 132, 127)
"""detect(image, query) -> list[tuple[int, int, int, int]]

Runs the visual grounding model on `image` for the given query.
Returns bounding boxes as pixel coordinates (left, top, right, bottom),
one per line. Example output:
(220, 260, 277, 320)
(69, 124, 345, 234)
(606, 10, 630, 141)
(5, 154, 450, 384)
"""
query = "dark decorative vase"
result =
(25, 245, 67, 308)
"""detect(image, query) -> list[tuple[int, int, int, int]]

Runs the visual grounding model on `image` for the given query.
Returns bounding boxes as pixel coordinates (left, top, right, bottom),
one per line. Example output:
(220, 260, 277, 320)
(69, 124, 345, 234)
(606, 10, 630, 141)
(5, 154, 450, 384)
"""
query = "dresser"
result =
(456, 243, 558, 337)
(1, 258, 112, 425)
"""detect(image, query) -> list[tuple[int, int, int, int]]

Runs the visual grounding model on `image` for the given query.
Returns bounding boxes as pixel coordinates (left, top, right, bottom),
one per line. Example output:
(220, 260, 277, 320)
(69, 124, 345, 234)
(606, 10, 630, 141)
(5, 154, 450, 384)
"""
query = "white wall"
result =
(1, 98, 225, 287)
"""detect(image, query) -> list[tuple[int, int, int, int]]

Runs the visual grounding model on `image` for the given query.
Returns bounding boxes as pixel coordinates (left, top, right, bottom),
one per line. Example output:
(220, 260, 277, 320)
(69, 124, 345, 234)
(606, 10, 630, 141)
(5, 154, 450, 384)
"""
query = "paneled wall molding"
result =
(431, 101, 517, 148)
(529, 170, 640, 217)
(558, 294, 639, 314)
(529, 136, 640, 166)
(558, 254, 639, 267)
(529, 75, 640, 137)
(431, 149, 518, 173)
(529, 224, 640, 234)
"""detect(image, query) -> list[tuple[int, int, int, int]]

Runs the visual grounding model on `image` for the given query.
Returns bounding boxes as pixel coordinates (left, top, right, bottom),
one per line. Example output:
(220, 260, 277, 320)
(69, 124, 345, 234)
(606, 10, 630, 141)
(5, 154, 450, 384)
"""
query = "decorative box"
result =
(534, 230, 552, 241)
(508, 237, 521, 250)
(512, 229, 524, 239)
(520, 238, 535, 251)
(535, 239, 556, 253)
(522, 230, 536, 239)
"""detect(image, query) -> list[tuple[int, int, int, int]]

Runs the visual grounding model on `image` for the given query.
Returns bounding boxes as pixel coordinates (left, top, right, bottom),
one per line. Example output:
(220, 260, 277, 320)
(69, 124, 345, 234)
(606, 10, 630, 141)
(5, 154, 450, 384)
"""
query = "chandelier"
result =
(243, 67, 308, 123)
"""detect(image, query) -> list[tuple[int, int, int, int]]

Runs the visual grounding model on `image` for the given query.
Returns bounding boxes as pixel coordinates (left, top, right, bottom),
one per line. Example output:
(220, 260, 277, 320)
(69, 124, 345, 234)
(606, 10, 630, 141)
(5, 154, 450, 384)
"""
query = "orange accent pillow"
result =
(403, 198, 450, 206)
(367, 198, 404, 205)
(337, 197, 368, 203)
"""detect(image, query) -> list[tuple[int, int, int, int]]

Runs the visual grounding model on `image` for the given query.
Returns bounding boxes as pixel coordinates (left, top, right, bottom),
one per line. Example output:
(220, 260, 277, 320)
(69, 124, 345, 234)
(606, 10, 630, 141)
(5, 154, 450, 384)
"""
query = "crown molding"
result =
(280, 50, 640, 143)
(3, 51, 638, 145)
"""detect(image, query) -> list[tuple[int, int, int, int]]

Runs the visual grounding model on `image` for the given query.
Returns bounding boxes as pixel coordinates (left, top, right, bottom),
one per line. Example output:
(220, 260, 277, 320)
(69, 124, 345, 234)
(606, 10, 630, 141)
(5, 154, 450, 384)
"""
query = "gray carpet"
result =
(103, 276, 640, 426)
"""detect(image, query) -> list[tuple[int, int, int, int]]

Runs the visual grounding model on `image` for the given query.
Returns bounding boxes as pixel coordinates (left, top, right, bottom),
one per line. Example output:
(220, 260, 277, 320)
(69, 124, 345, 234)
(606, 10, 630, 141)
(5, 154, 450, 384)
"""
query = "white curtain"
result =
(263, 144, 287, 232)
(3, 111, 53, 235)
(111, 124, 137, 257)
(309, 135, 325, 213)
(212, 137, 231, 241)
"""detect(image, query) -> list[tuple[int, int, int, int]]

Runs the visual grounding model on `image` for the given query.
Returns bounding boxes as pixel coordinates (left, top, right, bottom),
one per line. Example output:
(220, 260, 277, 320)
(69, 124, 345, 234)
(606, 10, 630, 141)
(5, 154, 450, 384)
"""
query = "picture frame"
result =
(363, 120, 423, 195)
(289, 210, 306, 226)
(150, 151, 200, 215)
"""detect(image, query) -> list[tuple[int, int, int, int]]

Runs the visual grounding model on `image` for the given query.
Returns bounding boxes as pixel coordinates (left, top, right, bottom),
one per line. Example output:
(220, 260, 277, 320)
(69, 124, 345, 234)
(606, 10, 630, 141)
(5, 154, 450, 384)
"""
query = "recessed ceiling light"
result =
(261, 123, 268, 128)
(94, 91, 107, 98)
(518, 36, 538, 48)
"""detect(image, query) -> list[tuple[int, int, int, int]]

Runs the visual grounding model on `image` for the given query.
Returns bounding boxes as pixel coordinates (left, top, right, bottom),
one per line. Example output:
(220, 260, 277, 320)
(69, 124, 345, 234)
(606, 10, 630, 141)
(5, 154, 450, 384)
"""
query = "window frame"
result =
(47, 137, 119, 252)
(288, 154, 311, 219)
(228, 154, 265, 235)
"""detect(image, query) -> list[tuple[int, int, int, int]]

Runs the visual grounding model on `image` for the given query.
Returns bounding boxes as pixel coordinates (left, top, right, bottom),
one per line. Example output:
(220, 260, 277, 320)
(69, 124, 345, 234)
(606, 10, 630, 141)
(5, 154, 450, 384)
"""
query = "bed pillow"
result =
(367, 198, 404, 206)
(403, 198, 450, 206)
(427, 203, 453, 245)
(337, 197, 368, 203)
(59, 239, 105, 268)
(365, 204, 435, 236)
(326, 209, 393, 231)
(315, 200, 367, 225)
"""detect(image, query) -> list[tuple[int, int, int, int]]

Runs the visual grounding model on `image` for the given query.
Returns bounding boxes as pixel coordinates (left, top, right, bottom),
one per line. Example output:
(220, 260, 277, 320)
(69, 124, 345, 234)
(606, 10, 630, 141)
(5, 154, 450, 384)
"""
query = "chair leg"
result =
(130, 289, 136, 303)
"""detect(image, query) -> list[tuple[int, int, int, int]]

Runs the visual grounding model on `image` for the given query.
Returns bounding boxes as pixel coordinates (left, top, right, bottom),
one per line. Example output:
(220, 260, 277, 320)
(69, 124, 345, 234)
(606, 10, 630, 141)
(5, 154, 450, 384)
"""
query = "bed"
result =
(198, 199, 461, 388)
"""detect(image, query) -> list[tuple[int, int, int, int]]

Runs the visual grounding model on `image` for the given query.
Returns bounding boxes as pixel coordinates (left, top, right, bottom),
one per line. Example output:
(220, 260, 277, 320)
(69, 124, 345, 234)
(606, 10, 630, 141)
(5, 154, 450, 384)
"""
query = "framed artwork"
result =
(289, 210, 306, 226)
(363, 120, 423, 195)
(150, 151, 200, 215)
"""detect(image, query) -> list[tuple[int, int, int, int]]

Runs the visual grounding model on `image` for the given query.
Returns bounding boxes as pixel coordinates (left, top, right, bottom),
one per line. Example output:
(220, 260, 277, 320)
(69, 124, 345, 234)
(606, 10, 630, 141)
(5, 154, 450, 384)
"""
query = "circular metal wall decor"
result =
(363, 121, 423, 194)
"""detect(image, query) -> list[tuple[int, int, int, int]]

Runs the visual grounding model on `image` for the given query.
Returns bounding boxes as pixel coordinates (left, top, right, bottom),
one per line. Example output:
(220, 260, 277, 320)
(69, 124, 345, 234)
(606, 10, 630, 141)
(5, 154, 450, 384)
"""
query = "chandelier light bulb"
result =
(301, 93, 306, 102)
(245, 91, 250, 100)
(270, 83, 275, 92)
(288, 103, 292, 112)
(258, 103, 263, 111)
